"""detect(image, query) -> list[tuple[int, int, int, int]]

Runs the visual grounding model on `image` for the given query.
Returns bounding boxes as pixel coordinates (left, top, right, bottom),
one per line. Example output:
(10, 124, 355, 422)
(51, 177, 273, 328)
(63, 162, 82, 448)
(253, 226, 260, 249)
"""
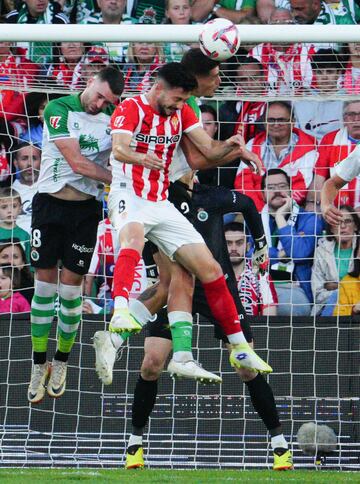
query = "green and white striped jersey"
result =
(38, 94, 114, 200)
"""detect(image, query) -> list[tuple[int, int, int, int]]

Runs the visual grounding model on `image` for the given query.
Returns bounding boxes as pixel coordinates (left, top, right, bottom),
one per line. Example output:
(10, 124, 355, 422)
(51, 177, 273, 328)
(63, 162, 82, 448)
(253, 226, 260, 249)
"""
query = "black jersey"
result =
(168, 180, 263, 280)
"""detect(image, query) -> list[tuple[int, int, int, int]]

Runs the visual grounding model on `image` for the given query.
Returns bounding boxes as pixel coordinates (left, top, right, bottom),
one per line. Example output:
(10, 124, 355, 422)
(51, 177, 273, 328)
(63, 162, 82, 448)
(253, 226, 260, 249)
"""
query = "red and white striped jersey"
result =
(110, 94, 200, 201)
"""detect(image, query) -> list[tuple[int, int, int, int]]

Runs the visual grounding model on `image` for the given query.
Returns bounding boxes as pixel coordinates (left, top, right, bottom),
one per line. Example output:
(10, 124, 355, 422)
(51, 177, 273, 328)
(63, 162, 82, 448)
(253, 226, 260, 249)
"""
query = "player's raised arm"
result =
(54, 138, 112, 185)
(112, 133, 164, 171)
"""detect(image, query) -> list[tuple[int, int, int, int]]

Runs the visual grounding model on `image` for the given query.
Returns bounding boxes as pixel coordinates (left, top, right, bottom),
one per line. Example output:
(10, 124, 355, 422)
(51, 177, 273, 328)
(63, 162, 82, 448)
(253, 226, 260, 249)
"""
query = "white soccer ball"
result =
(199, 19, 241, 61)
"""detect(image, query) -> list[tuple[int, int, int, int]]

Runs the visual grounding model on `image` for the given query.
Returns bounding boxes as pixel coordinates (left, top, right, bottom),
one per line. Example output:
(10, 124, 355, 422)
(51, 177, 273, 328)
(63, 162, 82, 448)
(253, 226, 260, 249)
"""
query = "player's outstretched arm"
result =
(185, 127, 263, 174)
(55, 139, 112, 184)
(112, 133, 164, 171)
(321, 175, 347, 225)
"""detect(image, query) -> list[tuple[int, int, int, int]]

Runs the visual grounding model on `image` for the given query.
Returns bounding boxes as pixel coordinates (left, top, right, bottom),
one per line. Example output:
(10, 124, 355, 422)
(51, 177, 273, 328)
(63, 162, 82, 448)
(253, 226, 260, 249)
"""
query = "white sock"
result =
(172, 351, 193, 362)
(271, 434, 288, 450)
(129, 299, 153, 326)
(114, 296, 128, 310)
(110, 332, 124, 350)
(128, 434, 143, 448)
(228, 331, 247, 345)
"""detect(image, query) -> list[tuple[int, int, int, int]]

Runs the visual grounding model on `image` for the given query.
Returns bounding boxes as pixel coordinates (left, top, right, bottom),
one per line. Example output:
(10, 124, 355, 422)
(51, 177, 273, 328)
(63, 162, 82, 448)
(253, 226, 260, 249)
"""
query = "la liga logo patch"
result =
(50, 116, 61, 129)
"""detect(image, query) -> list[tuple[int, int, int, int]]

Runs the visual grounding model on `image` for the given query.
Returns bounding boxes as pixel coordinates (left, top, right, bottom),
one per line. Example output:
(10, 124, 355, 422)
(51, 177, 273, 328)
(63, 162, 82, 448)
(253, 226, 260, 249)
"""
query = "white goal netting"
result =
(0, 26, 359, 470)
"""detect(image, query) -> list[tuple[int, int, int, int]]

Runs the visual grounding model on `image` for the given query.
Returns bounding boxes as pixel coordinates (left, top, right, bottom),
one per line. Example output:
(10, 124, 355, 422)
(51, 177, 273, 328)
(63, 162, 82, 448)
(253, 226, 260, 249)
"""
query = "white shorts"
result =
(108, 188, 204, 259)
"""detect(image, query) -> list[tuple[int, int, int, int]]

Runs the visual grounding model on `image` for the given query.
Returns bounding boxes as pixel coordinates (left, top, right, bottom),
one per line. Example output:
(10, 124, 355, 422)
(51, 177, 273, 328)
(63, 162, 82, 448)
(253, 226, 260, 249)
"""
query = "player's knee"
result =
(235, 367, 258, 381)
(204, 258, 223, 282)
(141, 352, 166, 379)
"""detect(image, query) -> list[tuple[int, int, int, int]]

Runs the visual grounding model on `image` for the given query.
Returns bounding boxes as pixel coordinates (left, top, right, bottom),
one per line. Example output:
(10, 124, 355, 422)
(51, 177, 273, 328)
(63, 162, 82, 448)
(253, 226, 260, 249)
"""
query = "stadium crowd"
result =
(0, 0, 360, 318)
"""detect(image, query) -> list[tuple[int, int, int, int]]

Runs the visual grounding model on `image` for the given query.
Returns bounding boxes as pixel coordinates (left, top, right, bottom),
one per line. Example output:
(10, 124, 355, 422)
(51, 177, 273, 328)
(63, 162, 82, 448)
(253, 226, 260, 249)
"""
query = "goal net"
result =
(0, 24, 359, 470)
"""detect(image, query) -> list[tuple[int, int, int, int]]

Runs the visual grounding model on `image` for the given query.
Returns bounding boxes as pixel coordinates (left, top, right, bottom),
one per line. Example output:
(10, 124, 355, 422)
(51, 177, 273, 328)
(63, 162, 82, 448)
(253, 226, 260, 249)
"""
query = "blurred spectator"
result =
(339, 43, 360, 94)
(235, 101, 317, 211)
(295, 49, 344, 140)
(200, 104, 218, 139)
(0, 187, 31, 262)
(268, 6, 294, 23)
(191, 0, 256, 23)
(334, 240, 360, 316)
(256, 2, 294, 23)
(12, 142, 41, 234)
(82, 0, 135, 61)
(47, 42, 86, 89)
(290, 0, 358, 24)
(80, 47, 111, 86)
(20, 92, 55, 147)
(224, 221, 278, 316)
(0, 0, 15, 16)
(309, 101, 360, 211)
(5, 0, 69, 64)
(124, 41, 163, 92)
(260, 169, 323, 316)
(163, 0, 194, 62)
(250, 31, 314, 95)
(0, 41, 40, 178)
(84, 217, 147, 313)
(130, 1, 166, 23)
(220, 57, 267, 142)
(57, 0, 96, 23)
(0, 240, 34, 303)
(312, 205, 360, 315)
(0, 264, 30, 314)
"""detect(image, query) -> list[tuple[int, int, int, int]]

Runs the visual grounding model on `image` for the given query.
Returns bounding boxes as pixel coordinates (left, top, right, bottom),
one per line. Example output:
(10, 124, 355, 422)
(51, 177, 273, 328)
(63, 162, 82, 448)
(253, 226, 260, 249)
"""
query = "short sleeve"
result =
(181, 103, 201, 133)
(110, 99, 140, 135)
(44, 99, 71, 140)
(335, 144, 360, 181)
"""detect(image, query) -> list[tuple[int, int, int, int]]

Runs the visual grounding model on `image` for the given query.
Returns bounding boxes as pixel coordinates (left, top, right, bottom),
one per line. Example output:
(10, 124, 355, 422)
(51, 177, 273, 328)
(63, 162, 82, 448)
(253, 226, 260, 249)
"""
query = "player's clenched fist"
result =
(139, 152, 164, 170)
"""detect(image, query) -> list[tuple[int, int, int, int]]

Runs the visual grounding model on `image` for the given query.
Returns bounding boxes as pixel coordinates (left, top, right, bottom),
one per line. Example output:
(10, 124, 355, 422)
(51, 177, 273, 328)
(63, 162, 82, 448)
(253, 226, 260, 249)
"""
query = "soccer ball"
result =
(199, 18, 241, 61)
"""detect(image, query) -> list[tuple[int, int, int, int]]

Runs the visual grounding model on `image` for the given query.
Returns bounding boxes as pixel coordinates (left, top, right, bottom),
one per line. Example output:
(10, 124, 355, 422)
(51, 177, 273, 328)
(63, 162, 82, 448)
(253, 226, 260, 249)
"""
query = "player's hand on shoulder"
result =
(140, 152, 164, 171)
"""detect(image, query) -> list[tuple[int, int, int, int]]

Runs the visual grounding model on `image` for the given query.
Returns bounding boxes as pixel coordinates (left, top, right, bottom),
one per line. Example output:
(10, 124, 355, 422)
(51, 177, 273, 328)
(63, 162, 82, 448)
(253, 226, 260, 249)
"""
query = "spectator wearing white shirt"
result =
(295, 49, 344, 141)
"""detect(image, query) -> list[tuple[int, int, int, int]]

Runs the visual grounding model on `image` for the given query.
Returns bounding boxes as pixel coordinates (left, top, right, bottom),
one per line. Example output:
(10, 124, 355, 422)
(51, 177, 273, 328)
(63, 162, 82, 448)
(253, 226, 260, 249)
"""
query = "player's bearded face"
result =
(157, 86, 191, 116)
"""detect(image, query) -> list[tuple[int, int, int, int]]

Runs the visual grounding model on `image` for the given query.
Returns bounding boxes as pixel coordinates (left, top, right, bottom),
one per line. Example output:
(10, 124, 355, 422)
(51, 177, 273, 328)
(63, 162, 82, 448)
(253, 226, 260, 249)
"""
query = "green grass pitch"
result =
(0, 469, 359, 483)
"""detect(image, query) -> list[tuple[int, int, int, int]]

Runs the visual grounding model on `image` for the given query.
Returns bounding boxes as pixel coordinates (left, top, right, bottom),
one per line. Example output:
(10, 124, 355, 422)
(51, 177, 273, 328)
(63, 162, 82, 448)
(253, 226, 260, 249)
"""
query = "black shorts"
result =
(146, 289, 253, 344)
(30, 192, 102, 275)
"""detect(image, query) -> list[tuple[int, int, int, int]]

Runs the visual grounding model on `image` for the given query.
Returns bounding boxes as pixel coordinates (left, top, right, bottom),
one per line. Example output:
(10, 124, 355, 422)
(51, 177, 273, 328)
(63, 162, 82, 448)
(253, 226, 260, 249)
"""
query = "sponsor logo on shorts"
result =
(72, 243, 93, 254)
(135, 133, 180, 144)
(77, 260, 85, 267)
(49, 116, 61, 129)
(30, 249, 40, 262)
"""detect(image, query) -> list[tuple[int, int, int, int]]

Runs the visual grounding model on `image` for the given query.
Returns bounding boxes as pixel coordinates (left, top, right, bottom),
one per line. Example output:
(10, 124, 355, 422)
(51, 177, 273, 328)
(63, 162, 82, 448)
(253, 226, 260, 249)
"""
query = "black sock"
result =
(54, 350, 69, 362)
(33, 351, 47, 365)
(132, 375, 158, 434)
(245, 374, 281, 432)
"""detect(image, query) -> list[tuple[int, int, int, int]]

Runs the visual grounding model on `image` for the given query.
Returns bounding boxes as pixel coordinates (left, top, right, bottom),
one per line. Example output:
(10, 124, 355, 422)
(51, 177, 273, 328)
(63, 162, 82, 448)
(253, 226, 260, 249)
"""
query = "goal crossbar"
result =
(2, 24, 360, 43)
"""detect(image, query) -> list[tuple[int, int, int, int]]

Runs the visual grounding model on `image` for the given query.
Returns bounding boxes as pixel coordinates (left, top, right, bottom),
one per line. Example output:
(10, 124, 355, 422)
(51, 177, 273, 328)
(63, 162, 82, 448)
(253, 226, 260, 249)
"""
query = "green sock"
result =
(57, 283, 82, 354)
(168, 311, 193, 353)
(31, 281, 57, 353)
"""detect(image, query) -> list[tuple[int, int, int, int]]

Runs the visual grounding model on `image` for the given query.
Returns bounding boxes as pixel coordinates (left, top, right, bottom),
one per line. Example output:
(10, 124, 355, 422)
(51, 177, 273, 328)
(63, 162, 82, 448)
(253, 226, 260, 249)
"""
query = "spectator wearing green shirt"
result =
(0, 187, 31, 264)
(191, 0, 256, 23)
(290, 0, 359, 25)
(163, 0, 195, 62)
